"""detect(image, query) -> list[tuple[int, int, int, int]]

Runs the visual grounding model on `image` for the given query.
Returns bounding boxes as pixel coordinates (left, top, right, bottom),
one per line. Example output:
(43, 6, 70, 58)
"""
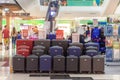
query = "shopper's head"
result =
(12, 27, 16, 34)
(4, 25, 7, 28)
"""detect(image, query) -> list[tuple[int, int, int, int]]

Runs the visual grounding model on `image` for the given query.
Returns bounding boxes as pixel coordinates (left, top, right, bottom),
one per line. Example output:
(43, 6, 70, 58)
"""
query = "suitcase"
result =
(16, 39, 33, 51)
(68, 46, 81, 57)
(40, 55, 52, 72)
(17, 49, 30, 57)
(79, 55, 91, 73)
(32, 49, 44, 56)
(13, 55, 25, 72)
(106, 48, 113, 62)
(69, 42, 83, 51)
(34, 39, 50, 54)
(47, 33, 56, 40)
(26, 55, 38, 72)
(33, 45, 45, 50)
(86, 50, 98, 57)
(93, 55, 105, 73)
(52, 40, 69, 56)
(17, 45, 30, 50)
(50, 46, 63, 57)
(66, 55, 78, 72)
(53, 55, 65, 72)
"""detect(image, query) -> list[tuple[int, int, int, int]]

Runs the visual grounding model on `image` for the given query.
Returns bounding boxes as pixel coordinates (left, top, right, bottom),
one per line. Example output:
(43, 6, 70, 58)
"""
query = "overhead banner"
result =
(56, 30, 64, 40)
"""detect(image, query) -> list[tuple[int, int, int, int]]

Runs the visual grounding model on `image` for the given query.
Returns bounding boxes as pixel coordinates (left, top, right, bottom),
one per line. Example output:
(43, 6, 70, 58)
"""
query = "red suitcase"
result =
(17, 49, 30, 57)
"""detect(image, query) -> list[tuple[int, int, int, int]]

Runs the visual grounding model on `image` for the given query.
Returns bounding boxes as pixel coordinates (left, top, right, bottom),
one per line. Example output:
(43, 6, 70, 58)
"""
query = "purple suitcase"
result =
(86, 50, 98, 57)
(50, 46, 63, 57)
(67, 46, 81, 57)
(40, 55, 52, 72)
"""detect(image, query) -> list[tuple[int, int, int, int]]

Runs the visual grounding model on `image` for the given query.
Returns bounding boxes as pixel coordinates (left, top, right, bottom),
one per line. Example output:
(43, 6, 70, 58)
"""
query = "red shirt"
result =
(2, 28, 9, 38)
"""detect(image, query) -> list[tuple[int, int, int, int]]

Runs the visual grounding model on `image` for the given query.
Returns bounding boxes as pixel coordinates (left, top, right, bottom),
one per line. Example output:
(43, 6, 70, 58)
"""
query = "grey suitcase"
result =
(93, 55, 105, 73)
(33, 45, 45, 50)
(66, 55, 78, 72)
(32, 49, 44, 56)
(26, 55, 38, 72)
(12, 55, 25, 72)
(53, 55, 65, 72)
(79, 55, 92, 73)
(34, 39, 50, 54)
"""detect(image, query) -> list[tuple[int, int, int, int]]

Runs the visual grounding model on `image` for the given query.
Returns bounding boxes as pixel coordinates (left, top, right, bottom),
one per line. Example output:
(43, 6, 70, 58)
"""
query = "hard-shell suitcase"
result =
(26, 55, 38, 72)
(13, 55, 25, 72)
(53, 55, 65, 72)
(86, 50, 98, 57)
(16, 39, 33, 51)
(17, 49, 30, 57)
(93, 55, 105, 73)
(79, 55, 91, 73)
(69, 42, 83, 51)
(106, 48, 113, 62)
(66, 55, 78, 72)
(33, 45, 45, 50)
(34, 39, 50, 54)
(32, 49, 44, 56)
(40, 55, 52, 72)
(52, 40, 68, 56)
(50, 46, 63, 57)
(67, 46, 81, 57)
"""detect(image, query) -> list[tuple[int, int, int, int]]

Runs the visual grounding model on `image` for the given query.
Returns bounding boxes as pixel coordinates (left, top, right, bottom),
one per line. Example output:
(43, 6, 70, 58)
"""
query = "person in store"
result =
(2, 25, 10, 50)
(11, 27, 17, 49)
(86, 27, 90, 37)
(17, 31, 22, 39)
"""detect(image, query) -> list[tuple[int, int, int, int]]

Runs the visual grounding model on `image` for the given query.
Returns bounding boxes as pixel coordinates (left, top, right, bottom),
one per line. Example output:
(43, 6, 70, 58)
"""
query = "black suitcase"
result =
(12, 55, 25, 72)
(53, 55, 65, 72)
(79, 55, 92, 73)
(52, 40, 68, 56)
(66, 55, 78, 72)
(26, 55, 38, 72)
(34, 39, 50, 54)
(93, 55, 105, 73)
(32, 49, 44, 56)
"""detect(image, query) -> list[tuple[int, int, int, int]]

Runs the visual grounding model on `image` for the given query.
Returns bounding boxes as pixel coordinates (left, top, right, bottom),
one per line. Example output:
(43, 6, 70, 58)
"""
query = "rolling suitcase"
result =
(40, 55, 52, 72)
(86, 50, 98, 57)
(66, 55, 78, 72)
(33, 45, 45, 50)
(79, 55, 91, 73)
(69, 42, 83, 51)
(93, 55, 105, 73)
(50, 46, 63, 57)
(67, 46, 81, 57)
(17, 49, 30, 57)
(32, 49, 44, 56)
(34, 39, 50, 54)
(106, 48, 113, 62)
(13, 55, 25, 72)
(26, 55, 38, 72)
(52, 40, 69, 56)
(53, 55, 65, 72)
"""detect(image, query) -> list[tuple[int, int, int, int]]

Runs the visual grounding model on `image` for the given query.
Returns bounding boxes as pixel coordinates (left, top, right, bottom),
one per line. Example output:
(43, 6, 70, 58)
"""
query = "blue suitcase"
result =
(86, 50, 98, 57)
(67, 46, 81, 57)
(40, 55, 52, 72)
(106, 48, 113, 62)
(47, 33, 56, 40)
(50, 46, 63, 57)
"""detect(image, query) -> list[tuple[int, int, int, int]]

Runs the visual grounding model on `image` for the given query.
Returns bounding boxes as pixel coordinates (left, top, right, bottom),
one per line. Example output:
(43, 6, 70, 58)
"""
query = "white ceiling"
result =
(16, 0, 120, 19)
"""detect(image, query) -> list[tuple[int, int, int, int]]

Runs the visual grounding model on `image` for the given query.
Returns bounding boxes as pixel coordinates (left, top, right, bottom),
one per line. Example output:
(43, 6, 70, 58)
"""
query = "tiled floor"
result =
(0, 42, 120, 80)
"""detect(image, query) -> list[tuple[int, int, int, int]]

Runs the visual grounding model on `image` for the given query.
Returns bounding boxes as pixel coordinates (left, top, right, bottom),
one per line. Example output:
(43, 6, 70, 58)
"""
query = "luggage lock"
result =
(18, 58, 21, 61)
(58, 59, 61, 61)
(84, 59, 87, 61)
(97, 59, 100, 61)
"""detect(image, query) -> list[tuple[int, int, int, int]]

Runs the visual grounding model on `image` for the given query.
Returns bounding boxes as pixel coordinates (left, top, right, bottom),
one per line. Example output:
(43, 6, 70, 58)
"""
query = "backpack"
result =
(91, 27, 100, 39)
